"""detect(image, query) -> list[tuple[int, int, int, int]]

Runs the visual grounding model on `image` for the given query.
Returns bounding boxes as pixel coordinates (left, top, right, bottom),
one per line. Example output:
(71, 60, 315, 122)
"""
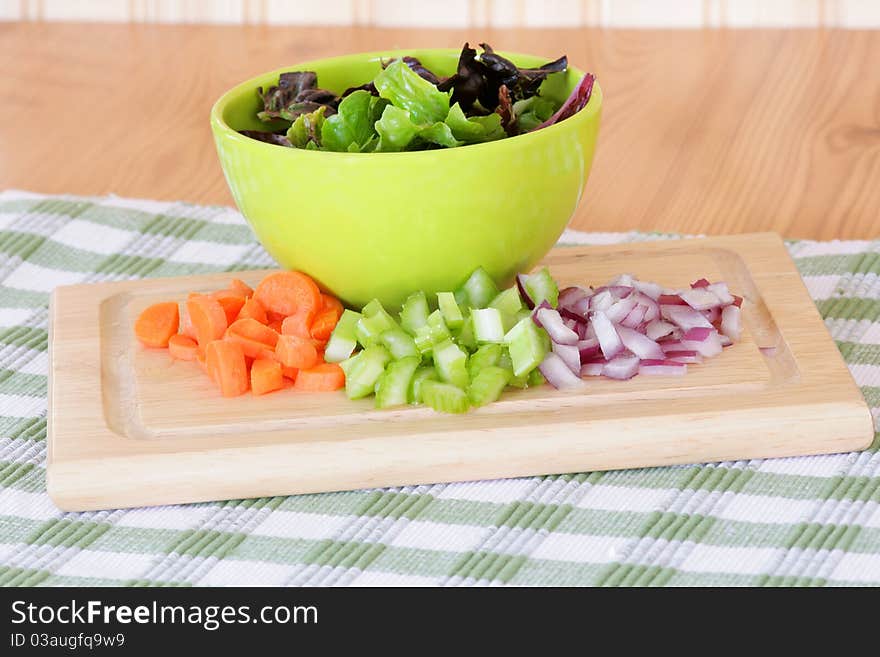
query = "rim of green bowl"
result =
(210, 48, 602, 158)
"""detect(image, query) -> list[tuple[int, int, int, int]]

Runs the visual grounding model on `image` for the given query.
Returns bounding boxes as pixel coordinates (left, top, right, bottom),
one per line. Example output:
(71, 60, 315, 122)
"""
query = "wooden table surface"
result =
(1, 22, 878, 239)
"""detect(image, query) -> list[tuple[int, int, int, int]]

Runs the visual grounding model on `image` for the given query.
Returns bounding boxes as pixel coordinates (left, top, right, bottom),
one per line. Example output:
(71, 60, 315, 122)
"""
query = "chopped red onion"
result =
(707, 282, 734, 305)
(534, 306, 579, 345)
(577, 338, 601, 360)
(580, 362, 605, 376)
(516, 274, 535, 309)
(682, 326, 713, 341)
(539, 352, 585, 389)
(592, 285, 633, 300)
(639, 361, 687, 376)
(632, 280, 663, 300)
(591, 310, 623, 360)
(616, 326, 664, 360)
(658, 293, 687, 306)
(570, 296, 591, 316)
(605, 296, 638, 323)
(645, 319, 676, 341)
(691, 278, 710, 288)
(680, 332, 722, 357)
(552, 341, 582, 375)
(620, 304, 647, 329)
(589, 290, 614, 311)
(663, 350, 702, 364)
(602, 355, 640, 380)
(558, 286, 590, 309)
(662, 305, 714, 331)
(680, 287, 723, 311)
(721, 305, 741, 341)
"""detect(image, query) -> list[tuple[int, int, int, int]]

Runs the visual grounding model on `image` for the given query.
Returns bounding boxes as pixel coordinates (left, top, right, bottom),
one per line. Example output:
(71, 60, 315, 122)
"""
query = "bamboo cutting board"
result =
(47, 233, 874, 511)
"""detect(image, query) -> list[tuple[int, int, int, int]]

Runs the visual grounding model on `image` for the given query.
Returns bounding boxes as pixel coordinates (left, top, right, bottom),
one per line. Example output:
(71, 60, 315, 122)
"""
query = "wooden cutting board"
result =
(47, 233, 874, 511)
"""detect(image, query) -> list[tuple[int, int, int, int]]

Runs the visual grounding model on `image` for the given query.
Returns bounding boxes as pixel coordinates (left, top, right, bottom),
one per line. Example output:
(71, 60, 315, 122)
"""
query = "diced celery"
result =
(420, 379, 470, 414)
(427, 309, 451, 343)
(437, 292, 464, 329)
(468, 343, 503, 379)
(471, 307, 505, 343)
(344, 345, 391, 399)
(468, 366, 512, 407)
(356, 300, 399, 347)
(527, 368, 546, 388)
(504, 316, 548, 377)
(375, 357, 420, 408)
(454, 316, 476, 351)
(339, 351, 363, 378)
(399, 291, 430, 335)
(324, 309, 362, 362)
(408, 366, 438, 404)
(456, 267, 499, 309)
(432, 339, 469, 389)
(521, 267, 559, 308)
(489, 286, 524, 316)
(413, 325, 434, 356)
(380, 328, 419, 360)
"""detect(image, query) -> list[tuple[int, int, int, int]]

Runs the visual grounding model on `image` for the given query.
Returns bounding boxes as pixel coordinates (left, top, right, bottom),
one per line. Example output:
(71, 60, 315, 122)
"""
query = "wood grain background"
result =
(1, 22, 878, 239)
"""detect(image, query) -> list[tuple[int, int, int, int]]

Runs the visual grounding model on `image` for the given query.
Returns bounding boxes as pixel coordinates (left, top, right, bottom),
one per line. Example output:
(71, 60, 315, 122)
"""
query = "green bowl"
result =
(211, 48, 602, 309)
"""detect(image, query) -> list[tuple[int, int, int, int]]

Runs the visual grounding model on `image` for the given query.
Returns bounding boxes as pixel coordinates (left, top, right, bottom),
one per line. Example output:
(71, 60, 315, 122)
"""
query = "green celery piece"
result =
(504, 316, 548, 377)
(321, 91, 384, 153)
(522, 267, 559, 308)
(528, 368, 546, 388)
(356, 299, 399, 347)
(426, 309, 451, 343)
(454, 316, 477, 351)
(374, 59, 451, 126)
(467, 343, 503, 379)
(456, 267, 499, 309)
(375, 357, 420, 408)
(512, 96, 556, 133)
(286, 106, 327, 149)
(345, 346, 391, 399)
(339, 351, 363, 378)
(399, 290, 430, 335)
(437, 292, 464, 330)
(489, 286, 524, 316)
(432, 339, 469, 389)
(497, 347, 529, 388)
(408, 366, 438, 404)
(324, 309, 362, 363)
(412, 325, 434, 356)
(468, 366, 512, 407)
(445, 102, 506, 143)
(471, 307, 505, 343)
(420, 380, 470, 414)
(380, 328, 420, 360)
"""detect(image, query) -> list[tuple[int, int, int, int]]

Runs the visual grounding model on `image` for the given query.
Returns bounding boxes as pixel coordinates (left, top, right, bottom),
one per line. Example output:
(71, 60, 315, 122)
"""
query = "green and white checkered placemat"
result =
(0, 189, 877, 587)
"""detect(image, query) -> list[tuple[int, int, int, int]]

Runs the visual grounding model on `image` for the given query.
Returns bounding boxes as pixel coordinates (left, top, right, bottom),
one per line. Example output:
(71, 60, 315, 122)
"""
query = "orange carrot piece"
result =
(275, 334, 320, 369)
(254, 271, 322, 321)
(310, 308, 339, 342)
(281, 365, 298, 381)
(237, 297, 268, 324)
(281, 313, 314, 339)
(205, 340, 249, 397)
(213, 291, 246, 325)
(294, 363, 345, 392)
(230, 278, 254, 297)
(187, 295, 227, 351)
(168, 334, 199, 361)
(180, 307, 198, 341)
(268, 319, 284, 334)
(251, 358, 283, 396)
(321, 294, 344, 320)
(135, 302, 179, 348)
(225, 318, 278, 360)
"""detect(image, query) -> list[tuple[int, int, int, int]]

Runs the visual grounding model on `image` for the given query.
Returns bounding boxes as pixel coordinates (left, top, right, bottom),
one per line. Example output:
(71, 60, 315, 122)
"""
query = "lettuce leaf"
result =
(374, 59, 451, 126)
(286, 106, 327, 149)
(512, 96, 556, 133)
(444, 103, 505, 143)
(320, 91, 388, 152)
(375, 105, 461, 152)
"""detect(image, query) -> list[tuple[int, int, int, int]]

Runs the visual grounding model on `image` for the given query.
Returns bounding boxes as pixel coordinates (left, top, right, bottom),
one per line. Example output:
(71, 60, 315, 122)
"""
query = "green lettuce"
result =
(374, 105, 461, 152)
(445, 103, 506, 143)
(286, 106, 328, 149)
(374, 59, 451, 126)
(320, 91, 388, 152)
(512, 96, 556, 133)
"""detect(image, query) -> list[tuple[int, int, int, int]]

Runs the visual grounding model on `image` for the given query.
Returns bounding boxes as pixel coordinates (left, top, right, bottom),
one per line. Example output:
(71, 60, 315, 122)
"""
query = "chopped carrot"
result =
(321, 294, 344, 321)
(186, 294, 227, 351)
(251, 358, 283, 395)
(212, 291, 247, 325)
(237, 297, 268, 324)
(225, 318, 279, 360)
(281, 365, 298, 381)
(266, 311, 287, 324)
(268, 319, 284, 333)
(281, 313, 311, 338)
(275, 334, 320, 369)
(254, 271, 322, 321)
(196, 352, 209, 376)
(180, 307, 198, 341)
(168, 334, 199, 361)
(205, 340, 249, 397)
(310, 308, 339, 342)
(294, 363, 345, 392)
(135, 302, 179, 348)
(230, 278, 254, 297)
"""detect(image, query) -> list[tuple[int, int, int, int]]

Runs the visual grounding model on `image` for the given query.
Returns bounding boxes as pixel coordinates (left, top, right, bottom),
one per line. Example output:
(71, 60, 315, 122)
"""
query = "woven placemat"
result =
(0, 190, 877, 586)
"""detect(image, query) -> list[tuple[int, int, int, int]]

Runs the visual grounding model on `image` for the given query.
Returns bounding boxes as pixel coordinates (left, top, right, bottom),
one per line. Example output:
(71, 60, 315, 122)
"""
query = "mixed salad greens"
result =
(239, 42, 596, 152)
